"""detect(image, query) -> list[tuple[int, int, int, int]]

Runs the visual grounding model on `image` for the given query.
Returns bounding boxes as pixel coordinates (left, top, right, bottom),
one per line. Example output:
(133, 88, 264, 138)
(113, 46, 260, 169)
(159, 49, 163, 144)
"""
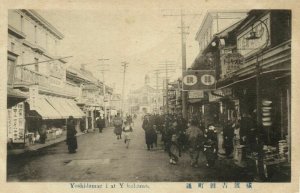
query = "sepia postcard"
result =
(0, 0, 299, 193)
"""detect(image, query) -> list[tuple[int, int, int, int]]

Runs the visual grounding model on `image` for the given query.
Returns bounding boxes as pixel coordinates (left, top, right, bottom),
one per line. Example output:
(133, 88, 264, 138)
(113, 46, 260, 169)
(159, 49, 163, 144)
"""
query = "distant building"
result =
(127, 75, 163, 115)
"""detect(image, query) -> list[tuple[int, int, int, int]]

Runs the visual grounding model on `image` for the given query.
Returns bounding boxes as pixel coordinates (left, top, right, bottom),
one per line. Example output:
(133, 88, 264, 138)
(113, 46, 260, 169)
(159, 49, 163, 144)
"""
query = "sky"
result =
(37, 9, 205, 95)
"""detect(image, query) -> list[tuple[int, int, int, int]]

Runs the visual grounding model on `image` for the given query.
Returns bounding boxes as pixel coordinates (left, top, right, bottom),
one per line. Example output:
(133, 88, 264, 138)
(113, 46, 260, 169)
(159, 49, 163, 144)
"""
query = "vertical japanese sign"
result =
(182, 70, 216, 91)
(7, 109, 13, 141)
(29, 85, 39, 110)
(9, 102, 25, 143)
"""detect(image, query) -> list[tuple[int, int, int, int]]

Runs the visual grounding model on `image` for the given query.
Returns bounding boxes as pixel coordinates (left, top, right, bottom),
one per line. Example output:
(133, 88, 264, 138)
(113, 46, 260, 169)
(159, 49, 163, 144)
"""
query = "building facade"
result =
(7, 10, 84, 148)
(127, 75, 163, 115)
(189, 10, 291, 179)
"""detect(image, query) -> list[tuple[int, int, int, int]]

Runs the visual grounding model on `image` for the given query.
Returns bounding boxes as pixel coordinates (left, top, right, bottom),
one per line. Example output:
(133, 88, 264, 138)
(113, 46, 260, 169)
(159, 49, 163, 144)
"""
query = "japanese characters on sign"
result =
(220, 52, 244, 78)
(8, 102, 25, 143)
(188, 90, 204, 99)
(182, 70, 216, 91)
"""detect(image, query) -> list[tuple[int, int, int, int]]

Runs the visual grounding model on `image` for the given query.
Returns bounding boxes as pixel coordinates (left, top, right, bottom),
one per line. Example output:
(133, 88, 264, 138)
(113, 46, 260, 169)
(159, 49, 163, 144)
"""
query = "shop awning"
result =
(30, 98, 63, 119)
(46, 97, 85, 119)
(63, 98, 86, 118)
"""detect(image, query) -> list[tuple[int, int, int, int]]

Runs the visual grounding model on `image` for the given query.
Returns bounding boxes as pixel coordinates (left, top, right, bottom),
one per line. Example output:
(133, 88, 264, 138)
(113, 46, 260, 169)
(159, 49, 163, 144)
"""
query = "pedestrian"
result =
(123, 121, 133, 148)
(223, 119, 235, 158)
(66, 116, 78, 153)
(186, 119, 204, 168)
(113, 113, 123, 140)
(176, 114, 188, 153)
(38, 123, 47, 144)
(142, 115, 155, 150)
(96, 114, 105, 133)
(204, 124, 218, 167)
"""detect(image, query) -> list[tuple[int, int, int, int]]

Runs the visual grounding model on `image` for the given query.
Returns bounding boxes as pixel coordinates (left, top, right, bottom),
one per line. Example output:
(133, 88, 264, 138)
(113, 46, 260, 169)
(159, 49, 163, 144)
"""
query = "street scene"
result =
(7, 9, 291, 182)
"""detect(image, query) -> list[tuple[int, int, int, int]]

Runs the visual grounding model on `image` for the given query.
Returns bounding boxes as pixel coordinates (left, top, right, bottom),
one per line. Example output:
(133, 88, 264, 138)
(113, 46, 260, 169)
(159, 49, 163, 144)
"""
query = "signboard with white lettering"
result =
(182, 70, 216, 91)
(188, 90, 204, 99)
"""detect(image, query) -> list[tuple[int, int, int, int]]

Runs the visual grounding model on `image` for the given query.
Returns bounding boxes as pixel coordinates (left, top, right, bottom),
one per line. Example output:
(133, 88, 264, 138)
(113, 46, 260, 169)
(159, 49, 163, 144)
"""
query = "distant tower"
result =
(145, 74, 150, 85)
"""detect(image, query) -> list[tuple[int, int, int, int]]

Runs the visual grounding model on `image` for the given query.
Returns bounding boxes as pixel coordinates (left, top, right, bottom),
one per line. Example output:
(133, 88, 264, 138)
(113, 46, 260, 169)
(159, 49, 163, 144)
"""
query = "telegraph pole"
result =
(163, 9, 202, 119)
(98, 58, 110, 123)
(121, 62, 128, 117)
(158, 61, 176, 115)
(153, 70, 160, 114)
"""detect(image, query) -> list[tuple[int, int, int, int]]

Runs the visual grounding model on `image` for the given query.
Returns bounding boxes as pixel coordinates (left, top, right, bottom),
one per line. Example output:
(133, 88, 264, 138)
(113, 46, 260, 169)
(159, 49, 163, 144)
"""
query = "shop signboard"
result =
(220, 52, 244, 77)
(188, 90, 204, 99)
(209, 88, 232, 102)
(7, 109, 13, 141)
(182, 70, 216, 91)
(237, 13, 271, 57)
(10, 102, 25, 143)
(29, 84, 39, 110)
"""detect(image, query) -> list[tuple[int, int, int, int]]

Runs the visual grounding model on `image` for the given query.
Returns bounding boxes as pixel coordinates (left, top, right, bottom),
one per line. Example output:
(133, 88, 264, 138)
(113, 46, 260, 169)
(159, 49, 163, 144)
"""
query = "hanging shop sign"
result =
(188, 90, 204, 99)
(221, 52, 244, 77)
(182, 70, 216, 91)
(209, 88, 233, 102)
(8, 102, 25, 143)
(29, 84, 39, 110)
(237, 13, 271, 57)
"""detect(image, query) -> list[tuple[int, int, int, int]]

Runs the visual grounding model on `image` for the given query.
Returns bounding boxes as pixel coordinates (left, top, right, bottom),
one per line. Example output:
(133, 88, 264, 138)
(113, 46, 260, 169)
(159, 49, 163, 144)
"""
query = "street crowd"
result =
(65, 112, 240, 168)
(139, 113, 219, 168)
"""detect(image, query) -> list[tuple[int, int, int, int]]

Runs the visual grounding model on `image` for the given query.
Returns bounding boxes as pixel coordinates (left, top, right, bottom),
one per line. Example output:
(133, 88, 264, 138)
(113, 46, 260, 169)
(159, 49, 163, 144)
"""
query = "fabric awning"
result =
(63, 98, 86, 118)
(32, 98, 62, 119)
(46, 97, 85, 119)
(7, 88, 28, 99)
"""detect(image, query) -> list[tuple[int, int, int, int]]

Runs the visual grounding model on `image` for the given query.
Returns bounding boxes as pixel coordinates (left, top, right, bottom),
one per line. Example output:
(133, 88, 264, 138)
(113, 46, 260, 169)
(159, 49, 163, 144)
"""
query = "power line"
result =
(17, 56, 73, 67)
(163, 9, 202, 119)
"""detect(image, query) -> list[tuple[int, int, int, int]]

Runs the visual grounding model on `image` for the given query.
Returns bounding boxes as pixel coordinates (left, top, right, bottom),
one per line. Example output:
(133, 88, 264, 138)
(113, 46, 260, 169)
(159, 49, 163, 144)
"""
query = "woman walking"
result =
(113, 113, 123, 140)
(66, 116, 78, 153)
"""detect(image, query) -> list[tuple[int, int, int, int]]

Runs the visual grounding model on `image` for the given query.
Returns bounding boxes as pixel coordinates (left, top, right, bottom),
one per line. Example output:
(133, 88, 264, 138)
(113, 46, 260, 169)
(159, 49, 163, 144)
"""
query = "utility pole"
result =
(121, 61, 128, 117)
(158, 61, 176, 115)
(98, 58, 110, 124)
(163, 9, 202, 119)
(153, 70, 160, 114)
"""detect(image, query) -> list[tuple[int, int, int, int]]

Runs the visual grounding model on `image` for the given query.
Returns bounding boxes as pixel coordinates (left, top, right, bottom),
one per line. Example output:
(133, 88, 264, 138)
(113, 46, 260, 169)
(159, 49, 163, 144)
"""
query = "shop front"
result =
(24, 94, 85, 147)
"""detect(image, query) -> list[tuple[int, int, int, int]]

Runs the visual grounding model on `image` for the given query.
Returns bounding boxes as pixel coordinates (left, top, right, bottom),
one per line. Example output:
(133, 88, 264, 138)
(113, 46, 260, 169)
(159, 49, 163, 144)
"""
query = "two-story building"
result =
(7, 10, 84, 148)
(67, 64, 113, 131)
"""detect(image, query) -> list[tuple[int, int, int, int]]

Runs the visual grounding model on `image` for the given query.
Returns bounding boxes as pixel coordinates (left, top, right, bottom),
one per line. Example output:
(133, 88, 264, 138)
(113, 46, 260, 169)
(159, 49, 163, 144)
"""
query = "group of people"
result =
(141, 113, 219, 168)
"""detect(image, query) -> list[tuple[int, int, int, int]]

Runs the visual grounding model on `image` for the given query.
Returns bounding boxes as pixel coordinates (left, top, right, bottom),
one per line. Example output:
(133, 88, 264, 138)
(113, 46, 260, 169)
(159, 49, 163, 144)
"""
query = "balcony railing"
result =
(13, 67, 81, 97)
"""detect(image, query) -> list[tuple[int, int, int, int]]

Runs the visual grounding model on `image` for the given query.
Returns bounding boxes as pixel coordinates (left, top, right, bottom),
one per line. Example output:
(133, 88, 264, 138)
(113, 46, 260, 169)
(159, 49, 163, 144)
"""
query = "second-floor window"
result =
(34, 58, 39, 72)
